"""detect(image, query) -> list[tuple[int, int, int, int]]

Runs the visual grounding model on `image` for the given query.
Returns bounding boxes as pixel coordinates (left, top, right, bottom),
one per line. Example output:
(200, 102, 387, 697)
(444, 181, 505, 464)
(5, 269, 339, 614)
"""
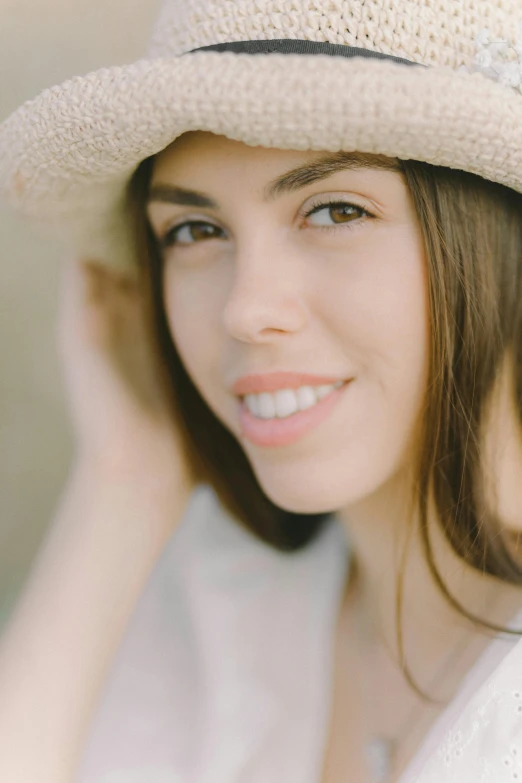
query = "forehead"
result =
(150, 131, 405, 202)
(155, 130, 399, 165)
(155, 130, 318, 165)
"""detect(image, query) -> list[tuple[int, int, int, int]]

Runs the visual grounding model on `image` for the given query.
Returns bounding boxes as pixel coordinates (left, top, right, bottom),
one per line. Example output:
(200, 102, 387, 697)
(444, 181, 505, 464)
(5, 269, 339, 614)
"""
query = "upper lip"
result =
(231, 372, 350, 396)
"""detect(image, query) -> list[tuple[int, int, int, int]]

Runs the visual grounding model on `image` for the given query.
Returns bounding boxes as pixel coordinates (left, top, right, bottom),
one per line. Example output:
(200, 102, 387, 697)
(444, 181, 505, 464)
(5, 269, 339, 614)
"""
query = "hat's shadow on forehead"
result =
(153, 129, 405, 207)
(158, 129, 401, 168)
(158, 129, 327, 166)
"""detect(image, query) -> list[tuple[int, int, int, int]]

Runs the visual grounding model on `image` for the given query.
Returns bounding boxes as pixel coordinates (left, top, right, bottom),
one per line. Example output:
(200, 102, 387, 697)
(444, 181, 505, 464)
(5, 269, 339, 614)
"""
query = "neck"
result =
(335, 466, 516, 675)
(334, 466, 522, 783)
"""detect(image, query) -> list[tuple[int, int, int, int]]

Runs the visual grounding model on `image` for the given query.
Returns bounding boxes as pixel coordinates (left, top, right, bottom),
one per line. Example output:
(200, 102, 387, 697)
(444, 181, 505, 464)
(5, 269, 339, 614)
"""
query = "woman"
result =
(0, 1, 521, 781)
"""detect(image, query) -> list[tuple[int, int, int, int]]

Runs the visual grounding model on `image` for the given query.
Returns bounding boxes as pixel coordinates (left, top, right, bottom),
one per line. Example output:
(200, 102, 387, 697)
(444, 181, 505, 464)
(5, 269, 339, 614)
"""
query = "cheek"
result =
(328, 235, 429, 372)
(325, 235, 430, 445)
(162, 270, 220, 385)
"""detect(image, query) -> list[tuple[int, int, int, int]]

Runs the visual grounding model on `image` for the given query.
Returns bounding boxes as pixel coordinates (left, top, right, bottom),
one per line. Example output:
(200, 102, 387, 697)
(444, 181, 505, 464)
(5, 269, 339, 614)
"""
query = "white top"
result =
(77, 484, 522, 783)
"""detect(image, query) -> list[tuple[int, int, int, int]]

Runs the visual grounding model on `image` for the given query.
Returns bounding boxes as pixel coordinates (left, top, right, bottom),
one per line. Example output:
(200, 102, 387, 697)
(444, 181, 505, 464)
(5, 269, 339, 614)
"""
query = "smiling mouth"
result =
(238, 379, 349, 419)
(237, 380, 351, 448)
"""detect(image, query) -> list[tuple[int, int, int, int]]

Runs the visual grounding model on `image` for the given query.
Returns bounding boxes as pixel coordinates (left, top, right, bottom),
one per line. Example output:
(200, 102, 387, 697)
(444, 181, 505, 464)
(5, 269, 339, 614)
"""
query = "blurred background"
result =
(0, 0, 162, 628)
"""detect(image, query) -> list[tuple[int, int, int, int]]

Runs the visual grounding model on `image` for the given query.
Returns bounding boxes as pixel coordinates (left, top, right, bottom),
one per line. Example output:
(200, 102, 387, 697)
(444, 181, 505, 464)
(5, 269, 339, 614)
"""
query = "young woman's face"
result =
(147, 131, 430, 514)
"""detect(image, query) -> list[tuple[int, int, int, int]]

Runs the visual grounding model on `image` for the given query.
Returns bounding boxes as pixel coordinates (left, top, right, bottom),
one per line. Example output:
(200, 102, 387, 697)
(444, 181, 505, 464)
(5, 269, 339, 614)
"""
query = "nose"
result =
(221, 237, 309, 343)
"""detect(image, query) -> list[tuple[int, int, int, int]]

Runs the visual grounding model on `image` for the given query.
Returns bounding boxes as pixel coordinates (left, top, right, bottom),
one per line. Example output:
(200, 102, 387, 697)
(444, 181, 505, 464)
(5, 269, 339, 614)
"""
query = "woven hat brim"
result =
(1, 50, 520, 272)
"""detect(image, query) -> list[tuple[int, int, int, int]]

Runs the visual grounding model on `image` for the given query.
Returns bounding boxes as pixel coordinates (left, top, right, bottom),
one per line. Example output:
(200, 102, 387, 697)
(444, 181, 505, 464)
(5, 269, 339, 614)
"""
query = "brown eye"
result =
(330, 204, 363, 223)
(160, 221, 224, 249)
(303, 200, 370, 228)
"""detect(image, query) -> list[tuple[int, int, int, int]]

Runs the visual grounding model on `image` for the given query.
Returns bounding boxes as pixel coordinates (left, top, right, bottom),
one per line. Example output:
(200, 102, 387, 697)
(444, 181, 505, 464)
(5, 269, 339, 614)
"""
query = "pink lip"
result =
(231, 371, 348, 396)
(238, 380, 351, 448)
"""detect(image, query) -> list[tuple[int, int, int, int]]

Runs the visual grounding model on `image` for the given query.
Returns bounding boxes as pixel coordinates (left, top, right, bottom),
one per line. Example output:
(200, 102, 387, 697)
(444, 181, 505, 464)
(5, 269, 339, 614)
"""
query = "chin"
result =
(247, 459, 377, 516)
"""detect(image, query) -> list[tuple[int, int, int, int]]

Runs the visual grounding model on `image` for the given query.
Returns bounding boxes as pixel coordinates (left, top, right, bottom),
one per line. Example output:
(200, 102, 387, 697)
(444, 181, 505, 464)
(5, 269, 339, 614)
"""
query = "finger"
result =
(56, 258, 108, 353)
(56, 258, 85, 335)
(87, 259, 139, 288)
(82, 260, 107, 300)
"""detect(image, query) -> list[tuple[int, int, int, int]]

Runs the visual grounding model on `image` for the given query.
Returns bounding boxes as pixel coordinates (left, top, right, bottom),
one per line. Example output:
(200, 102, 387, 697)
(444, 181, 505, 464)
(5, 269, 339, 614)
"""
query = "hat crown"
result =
(148, 0, 520, 69)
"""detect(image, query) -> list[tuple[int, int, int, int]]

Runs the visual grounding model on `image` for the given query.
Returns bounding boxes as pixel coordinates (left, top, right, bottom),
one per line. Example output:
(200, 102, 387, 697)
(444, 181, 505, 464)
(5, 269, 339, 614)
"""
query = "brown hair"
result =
(125, 150, 522, 688)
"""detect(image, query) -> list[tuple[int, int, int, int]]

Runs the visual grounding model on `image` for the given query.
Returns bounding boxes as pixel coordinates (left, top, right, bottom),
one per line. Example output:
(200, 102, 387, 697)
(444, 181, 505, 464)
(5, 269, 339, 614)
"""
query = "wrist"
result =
(65, 453, 193, 545)
(72, 447, 193, 496)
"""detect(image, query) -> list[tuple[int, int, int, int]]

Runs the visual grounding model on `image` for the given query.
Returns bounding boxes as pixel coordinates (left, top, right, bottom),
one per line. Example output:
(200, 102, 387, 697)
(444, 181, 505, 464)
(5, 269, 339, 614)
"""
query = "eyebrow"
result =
(147, 152, 402, 209)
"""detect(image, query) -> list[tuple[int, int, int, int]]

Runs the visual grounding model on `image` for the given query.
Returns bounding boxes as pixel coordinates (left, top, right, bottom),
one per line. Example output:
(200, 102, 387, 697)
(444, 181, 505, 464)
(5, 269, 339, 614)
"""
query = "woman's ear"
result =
(482, 349, 522, 532)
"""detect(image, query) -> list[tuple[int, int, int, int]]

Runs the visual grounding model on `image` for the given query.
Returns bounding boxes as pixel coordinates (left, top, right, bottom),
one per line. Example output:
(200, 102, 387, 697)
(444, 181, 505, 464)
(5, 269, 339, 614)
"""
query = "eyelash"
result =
(157, 198, 373, 251)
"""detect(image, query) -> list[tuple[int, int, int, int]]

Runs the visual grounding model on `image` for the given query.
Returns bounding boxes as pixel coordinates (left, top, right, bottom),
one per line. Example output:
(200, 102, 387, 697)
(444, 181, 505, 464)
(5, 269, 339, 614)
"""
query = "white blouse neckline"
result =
(78, 484, 522, 783)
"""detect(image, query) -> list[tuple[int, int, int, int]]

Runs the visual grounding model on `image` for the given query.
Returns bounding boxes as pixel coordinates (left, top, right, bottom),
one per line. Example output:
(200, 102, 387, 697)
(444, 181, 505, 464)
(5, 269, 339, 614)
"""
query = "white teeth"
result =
(296, 386, 317, 411)
(258, 392, 277, 420)
(244, 381, 345, 420)
(245, 392, 262, 418)
(274, 389, 300, 418)
(316, 384, 336, 400)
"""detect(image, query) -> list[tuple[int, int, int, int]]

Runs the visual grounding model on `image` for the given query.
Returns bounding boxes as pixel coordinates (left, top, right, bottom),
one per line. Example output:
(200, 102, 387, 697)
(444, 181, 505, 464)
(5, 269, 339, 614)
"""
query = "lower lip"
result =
(238, 381, 351, 448)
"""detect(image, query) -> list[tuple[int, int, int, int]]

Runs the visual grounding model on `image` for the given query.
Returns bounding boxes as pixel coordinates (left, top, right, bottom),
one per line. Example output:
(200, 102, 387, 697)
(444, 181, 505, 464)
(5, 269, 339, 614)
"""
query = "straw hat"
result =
(0, 0, 521, 272)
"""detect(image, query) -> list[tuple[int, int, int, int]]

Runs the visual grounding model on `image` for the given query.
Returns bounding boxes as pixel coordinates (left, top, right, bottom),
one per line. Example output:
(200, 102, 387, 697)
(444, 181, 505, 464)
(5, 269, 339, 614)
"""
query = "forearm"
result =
(0, 460, 191, 783)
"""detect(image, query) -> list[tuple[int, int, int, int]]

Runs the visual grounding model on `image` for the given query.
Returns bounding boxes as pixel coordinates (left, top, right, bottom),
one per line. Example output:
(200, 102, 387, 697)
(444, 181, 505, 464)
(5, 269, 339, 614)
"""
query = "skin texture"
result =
(147, 131, 522, 683)
(148, 131, 430, 515)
